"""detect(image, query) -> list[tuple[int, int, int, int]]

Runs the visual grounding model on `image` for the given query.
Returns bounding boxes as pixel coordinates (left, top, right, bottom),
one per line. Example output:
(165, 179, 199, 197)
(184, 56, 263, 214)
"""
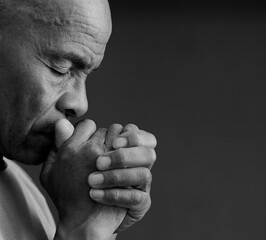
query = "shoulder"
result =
(1, 158, 56, 239)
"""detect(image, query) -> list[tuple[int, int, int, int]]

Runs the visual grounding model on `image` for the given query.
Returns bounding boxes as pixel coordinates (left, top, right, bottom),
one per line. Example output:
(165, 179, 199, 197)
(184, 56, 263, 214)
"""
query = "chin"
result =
(23, 149, 51, 165)
(18, 133, 55, 165)
(6, 140, 54, 165)
(1, 131, 55, 165)
(4, 146, 51, 165)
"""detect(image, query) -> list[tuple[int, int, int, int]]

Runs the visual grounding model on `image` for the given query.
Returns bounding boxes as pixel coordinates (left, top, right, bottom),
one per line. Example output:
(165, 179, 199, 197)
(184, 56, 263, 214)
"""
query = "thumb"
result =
(40, 119, 74, 184)
(55, 118, 75, 148)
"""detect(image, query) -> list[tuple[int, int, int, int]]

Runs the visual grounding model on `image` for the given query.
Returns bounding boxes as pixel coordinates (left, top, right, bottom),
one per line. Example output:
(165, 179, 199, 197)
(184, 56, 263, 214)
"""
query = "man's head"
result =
(0, 0, 112, 164)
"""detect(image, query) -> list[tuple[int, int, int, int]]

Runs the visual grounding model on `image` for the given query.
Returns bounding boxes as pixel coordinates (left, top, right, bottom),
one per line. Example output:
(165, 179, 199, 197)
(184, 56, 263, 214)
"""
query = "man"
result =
(0, 0, 157, 239)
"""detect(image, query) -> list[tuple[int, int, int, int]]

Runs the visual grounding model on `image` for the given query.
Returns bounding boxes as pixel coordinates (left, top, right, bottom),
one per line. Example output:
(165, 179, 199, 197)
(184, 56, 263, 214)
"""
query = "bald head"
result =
(0, 0, 112, 42)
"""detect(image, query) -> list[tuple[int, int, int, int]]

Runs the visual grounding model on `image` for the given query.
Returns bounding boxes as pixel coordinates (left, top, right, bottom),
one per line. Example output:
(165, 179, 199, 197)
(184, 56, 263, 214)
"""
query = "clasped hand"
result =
(40, 119, 157, 239)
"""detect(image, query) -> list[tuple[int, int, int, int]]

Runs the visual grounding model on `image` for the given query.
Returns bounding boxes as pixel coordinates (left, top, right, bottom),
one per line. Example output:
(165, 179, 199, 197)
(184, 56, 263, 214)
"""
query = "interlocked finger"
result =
(113, 130, 157, 149)
(88, 167, 152, 192)
(122, 123, 139, 132)
(105, 123, 123, 150)
(96, 146, 156, 171)
(90, 188, 150, 212)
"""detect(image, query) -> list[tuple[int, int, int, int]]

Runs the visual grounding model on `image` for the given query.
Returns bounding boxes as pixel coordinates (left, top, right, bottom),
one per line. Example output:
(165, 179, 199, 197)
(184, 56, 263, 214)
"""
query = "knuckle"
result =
(59, 144, 77, 160)
(131, 131, 142, 146)
(145, 169, 153, 183)
(139, 168, 152, 184)
(131, 191, 144, 205)
(141, 147, 156, 167)
(97, 127, 108, 134)
(115, 149, 127, 168)
(81, 119, 97, 131)
(150, 133, 157, 147)
(124, 123, 139, 131)
(94, 147, 102, 156)
(150, 148, 157, 163)
(111, 189, 120, 202)
(81, 143, 102, 159)
(108, 171, 120, 187)
(86, 143, 94, 152)
(111, 123, 123, 129)
(82, 118, 95, 125)
(85, 142, 95, 153)
(146, 196, 152, 212)
(89, 142, 103, 155)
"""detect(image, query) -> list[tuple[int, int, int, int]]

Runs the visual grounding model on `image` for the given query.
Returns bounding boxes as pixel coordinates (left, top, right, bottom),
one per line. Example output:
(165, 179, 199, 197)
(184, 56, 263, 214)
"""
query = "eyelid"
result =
(39, 58, 69, 73)
(52, 65, 70, 74)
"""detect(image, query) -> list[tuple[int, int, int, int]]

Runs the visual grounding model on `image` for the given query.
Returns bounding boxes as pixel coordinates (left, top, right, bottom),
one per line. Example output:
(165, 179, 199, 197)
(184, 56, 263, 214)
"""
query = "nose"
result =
(56, 82, 88, 118)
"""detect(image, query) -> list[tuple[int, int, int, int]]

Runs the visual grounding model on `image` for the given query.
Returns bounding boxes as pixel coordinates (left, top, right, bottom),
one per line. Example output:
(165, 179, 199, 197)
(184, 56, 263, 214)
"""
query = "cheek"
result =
(26, 82, 50, 118)
(3, 69, 60, 159)
(22, 67, 62, 118)
(3, 65, 61, 142)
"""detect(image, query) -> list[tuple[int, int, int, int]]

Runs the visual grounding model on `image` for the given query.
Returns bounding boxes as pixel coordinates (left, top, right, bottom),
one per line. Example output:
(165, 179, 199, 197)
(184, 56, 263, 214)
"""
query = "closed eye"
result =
(50, 66, 71, 78)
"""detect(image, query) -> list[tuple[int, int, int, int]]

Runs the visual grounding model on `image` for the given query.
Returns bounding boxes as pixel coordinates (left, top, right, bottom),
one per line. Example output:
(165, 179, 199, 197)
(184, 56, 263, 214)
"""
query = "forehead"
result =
(22, 0, 112, 66)
(29, 0, 111, 40)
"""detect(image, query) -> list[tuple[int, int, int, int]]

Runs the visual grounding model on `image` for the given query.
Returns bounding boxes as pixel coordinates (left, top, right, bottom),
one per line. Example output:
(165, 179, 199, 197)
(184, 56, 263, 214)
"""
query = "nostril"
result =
(65, 109, 76, 118)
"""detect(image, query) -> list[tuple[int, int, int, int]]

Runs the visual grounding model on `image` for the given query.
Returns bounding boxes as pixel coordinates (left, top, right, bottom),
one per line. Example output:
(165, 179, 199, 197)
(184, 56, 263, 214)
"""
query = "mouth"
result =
(30, 125, 55, 147)
(22, 128, 56, 164)
(41, 131, 55, 141)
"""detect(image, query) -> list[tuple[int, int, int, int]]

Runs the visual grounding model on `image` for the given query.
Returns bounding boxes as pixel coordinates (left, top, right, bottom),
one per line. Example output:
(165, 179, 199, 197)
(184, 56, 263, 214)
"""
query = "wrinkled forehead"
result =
(36, 0, 110, 41)
(10, 0, 112, 43)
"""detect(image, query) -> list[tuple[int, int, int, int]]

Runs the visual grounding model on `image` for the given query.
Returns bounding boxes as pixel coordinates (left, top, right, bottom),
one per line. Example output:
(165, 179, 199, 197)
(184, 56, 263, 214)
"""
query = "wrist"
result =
(55, 219, 115, 240)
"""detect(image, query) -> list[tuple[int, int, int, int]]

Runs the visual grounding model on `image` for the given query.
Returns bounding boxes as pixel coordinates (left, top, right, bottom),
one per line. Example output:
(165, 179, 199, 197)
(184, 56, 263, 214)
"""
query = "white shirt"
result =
(0, 158, 56, 240)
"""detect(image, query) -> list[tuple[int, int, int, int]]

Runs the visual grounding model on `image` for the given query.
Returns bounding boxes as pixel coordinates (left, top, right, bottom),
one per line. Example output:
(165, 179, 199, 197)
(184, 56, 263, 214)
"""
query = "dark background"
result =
(22, 1, 266, 240)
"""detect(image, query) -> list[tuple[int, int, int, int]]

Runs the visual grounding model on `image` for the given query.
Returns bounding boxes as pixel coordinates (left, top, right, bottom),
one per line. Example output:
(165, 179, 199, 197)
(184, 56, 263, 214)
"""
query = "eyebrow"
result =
(46, 50, 100, 71)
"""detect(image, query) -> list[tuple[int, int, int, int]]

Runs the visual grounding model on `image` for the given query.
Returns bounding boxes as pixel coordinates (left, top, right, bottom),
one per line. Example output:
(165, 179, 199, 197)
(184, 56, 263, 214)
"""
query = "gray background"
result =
(22, 1, 266, 240)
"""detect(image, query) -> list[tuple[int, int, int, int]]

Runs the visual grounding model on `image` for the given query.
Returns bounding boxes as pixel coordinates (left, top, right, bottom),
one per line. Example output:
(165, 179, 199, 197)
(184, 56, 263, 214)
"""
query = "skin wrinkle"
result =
(42, 37, 102, 72)
(26, 1, 110, 40)
(65, 25, 108, 51)
(67, 40, 105, 57)
(71, 21, 107, 42)
(66, 13, 110, 34)
(28, 12, 104, 35)
(29, 13, 73, 27)
(0, 0, 111, 164)
(41, 29, 105, 63)
(0, 0, 110, 42)
(1, 0, 109, 53)
(63, 28, 106, 52)
(31, 29, 102, 72)
(25, 35, 104, 154)
(48, 15, 109, 46)
(35, 56, 70, 90)
(29, 15, 107, 68)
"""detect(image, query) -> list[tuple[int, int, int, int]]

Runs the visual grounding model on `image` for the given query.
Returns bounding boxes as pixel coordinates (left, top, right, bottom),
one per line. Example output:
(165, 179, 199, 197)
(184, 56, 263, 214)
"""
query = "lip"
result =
(25, 130, 55, 154)
(30, 122, 55, 138)
(41, 131, 55, 139)
(39, 124, 55, 133)
(35, 131, 56, 150)
(31, 117, 70, 144)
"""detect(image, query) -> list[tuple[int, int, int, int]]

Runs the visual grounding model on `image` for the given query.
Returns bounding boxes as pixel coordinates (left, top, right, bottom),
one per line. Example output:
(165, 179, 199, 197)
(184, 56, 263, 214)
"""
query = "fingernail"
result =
(113, 137, 127, 148)
(88, 173, 104, 187)
(97, 156, 111, 170)
(90, 189, 104, 200)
